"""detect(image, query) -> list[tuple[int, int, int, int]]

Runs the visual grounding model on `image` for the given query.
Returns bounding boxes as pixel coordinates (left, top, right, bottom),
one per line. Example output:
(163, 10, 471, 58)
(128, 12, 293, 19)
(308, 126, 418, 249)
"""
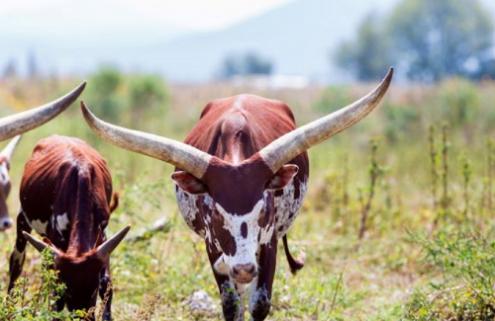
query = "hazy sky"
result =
(0, 0, 291, 31)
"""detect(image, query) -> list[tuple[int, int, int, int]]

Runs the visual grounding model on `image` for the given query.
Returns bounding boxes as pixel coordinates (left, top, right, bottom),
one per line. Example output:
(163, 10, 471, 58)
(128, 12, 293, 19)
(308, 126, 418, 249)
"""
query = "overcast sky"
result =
(0, 0, 291, 31)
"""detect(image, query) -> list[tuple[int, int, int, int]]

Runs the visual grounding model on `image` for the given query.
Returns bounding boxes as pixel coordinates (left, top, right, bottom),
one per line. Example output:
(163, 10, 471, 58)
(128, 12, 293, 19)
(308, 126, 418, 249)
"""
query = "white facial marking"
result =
(30, 219, 48, 235)
(214, 200, 267, 274)
(55, 213, 70, 234)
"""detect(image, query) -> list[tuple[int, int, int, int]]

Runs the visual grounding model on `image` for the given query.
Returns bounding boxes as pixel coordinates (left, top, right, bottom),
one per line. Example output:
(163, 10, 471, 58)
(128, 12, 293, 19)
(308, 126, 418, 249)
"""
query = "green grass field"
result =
(0, 76, 493, 320)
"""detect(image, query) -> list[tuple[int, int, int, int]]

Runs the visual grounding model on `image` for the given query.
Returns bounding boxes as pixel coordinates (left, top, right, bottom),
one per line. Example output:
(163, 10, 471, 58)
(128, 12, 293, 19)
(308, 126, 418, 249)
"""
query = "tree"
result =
(219, 52, 273, 79)
(388, 0, 493, 82)
(336, 0, 494, 82)
(87, 66, 124, 121)
(335, 14, 392, 81)
(128, 74, 167, 125)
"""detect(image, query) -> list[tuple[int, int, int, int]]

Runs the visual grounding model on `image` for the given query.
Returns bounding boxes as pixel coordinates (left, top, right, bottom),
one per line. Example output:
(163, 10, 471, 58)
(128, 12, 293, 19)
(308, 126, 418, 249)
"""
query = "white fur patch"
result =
(55, 213, 70, 234)
(274, 179, 307, 238)
(30, 219, 48, 235)
(176, 189, 203, 235)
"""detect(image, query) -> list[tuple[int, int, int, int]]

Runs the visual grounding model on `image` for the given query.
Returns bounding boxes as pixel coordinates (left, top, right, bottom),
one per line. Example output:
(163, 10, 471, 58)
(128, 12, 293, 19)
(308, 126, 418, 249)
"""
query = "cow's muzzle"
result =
(231, 263, 258, 284)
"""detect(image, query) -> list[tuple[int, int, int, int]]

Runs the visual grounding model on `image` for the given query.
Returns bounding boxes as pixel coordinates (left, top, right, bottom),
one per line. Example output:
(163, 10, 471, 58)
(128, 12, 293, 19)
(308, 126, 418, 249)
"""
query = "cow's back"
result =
(20, 135, 113, 248)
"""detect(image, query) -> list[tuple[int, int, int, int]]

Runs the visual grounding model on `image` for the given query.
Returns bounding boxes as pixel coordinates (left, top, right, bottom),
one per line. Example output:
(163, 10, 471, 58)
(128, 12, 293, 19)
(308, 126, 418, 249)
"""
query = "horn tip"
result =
(122, 225, 131, 234)
(80, 101, 94, 122)
(385, 67, 394, 83)
(72, 81, 87, 97)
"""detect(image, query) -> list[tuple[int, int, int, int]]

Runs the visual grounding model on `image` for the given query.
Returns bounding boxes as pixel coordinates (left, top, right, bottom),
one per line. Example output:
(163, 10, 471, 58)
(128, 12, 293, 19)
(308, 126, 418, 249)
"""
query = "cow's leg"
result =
(249, 238, 277, 321)
(206, 244, 244, 321)
(8, 212, 31, 292)
(99, 263, 113, 321)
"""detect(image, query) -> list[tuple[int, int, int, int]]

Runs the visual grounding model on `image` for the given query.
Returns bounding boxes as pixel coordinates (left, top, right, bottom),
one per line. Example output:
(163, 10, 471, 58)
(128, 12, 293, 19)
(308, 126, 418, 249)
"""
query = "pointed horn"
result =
(81, 102, 212, 179)
(22, 231, 59, 256)
(95, 225, 131, 258)
(259, 68, 393, 173)
(0, 135, 21, 162)
(0, 82, 86, 141)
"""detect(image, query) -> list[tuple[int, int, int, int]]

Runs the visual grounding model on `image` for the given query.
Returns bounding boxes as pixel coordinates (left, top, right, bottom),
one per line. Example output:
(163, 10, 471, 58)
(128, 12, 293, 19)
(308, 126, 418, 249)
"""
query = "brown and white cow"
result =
(0, 82, 85, 231)
(8, 135, 129, 321)
(81, 69, 393, 321)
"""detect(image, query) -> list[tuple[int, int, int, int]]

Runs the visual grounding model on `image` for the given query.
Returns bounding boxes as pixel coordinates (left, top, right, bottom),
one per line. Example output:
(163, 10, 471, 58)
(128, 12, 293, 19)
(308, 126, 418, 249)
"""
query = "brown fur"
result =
(8, 135, 118, 320)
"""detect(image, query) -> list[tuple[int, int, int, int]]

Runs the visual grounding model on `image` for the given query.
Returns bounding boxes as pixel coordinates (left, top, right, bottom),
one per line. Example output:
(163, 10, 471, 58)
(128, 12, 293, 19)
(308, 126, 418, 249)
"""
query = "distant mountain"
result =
(153, 0, 398, 82)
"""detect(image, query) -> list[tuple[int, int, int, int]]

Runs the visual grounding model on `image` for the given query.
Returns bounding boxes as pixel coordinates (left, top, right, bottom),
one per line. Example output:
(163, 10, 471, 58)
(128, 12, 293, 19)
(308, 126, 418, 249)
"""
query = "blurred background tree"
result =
(336, 0, 494, 82)
(87, 66, 124, 122)
(389, 0, 493, 82)
(128, 74, 168, 126)
(335, 14, 392, 81)
(219, 52, 274, 79)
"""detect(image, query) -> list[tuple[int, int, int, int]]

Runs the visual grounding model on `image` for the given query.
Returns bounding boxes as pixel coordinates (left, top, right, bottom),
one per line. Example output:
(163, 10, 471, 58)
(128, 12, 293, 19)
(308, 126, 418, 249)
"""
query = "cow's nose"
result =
(0, 217, 12, 231)
(232, 263, 257, 284)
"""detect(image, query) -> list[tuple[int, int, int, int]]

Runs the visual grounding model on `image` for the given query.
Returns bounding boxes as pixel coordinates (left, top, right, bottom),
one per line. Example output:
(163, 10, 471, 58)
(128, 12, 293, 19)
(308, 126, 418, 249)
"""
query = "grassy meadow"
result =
(0, 73, 494, 320)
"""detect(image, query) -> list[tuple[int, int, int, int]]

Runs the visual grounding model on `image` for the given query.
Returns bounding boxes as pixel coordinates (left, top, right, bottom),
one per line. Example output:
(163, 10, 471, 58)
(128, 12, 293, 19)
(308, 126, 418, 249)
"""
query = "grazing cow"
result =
(81, 69, 393, 321)
(8, 135, 130, 321)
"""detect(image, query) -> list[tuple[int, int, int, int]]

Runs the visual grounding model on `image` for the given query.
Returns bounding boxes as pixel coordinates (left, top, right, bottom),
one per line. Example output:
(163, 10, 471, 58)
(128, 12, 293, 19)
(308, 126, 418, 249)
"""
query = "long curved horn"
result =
(0, 135, 21, 162)
(95, 225, 131, 258)
(22, 231, 60, 256)
(259, 68, 393, 173)
(0, 82, 86, 141)
(80, 102, 212, 179)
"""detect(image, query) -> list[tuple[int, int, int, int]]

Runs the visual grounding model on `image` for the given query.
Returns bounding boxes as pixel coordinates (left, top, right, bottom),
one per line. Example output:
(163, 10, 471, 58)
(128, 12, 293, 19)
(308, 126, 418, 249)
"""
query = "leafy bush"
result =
(87, 66, 125, 122)
(0, 250, 86, 321)
(404, 229, 495, 321)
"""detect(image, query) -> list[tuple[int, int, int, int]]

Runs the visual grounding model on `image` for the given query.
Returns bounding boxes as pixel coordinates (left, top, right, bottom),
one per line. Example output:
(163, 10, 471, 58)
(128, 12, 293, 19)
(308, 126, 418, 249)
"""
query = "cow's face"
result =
(173, 162, 298, 284)
(56, 254, 103, 311)
(0, 156, 13, 231)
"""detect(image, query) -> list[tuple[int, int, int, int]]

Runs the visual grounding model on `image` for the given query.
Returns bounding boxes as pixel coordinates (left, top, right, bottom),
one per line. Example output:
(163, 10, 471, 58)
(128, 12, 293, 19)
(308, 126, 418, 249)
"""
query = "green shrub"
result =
(0, 250, 86, 321)
(404, 229, 495, 321)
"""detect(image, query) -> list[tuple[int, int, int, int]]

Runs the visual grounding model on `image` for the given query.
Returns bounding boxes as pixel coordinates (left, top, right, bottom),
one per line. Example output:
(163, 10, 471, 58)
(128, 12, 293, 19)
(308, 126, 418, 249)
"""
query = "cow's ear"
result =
(172, 171, 207, 194)
(267, 164, 299, 190)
